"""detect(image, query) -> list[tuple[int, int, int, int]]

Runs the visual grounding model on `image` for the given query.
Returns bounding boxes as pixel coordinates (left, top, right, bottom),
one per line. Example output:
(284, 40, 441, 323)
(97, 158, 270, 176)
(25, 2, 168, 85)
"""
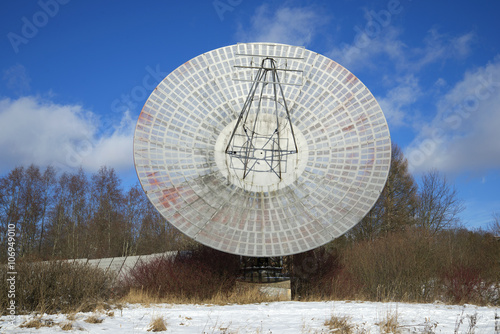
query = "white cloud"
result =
(327, 26, 405, 71)
(236, 5, 325, 46)
(327, 25, 474, 73)
(453, 32, 475, 58)
(410, 29, 475, 70)
(3, 64, 31, 95)
(0, 96, 134, 174)
(405, 57, 500, 174)
(376, 75, 421, 127)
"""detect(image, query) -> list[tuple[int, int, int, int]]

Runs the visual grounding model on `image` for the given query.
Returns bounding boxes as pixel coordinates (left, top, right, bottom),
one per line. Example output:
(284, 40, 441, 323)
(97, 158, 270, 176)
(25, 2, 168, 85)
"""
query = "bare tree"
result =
(46, 167, 90, 259)
(37, 166, 57, 255)
(67, 168, 90, 258)
(416, 169, 465, 234)
(489, 212, 500, 236)
(89, 166, 124, 258)
(19, 165, 45, 256)
(122, 184, 144, 256)
(47, 171, 71, 258)
(124, 183, 194, 255)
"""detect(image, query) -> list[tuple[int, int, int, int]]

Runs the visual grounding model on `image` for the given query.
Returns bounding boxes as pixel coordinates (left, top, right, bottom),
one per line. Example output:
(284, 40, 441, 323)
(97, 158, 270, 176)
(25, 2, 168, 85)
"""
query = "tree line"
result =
(350, 144, 467, 240)
(0, 143, 496, 262)
(0, 165, 192, 262)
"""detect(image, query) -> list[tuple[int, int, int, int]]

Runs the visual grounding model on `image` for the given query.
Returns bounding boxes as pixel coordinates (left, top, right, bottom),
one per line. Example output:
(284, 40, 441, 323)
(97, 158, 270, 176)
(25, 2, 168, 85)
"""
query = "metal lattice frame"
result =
(225, 57, 298, 181)
(133, 43, 391, 257)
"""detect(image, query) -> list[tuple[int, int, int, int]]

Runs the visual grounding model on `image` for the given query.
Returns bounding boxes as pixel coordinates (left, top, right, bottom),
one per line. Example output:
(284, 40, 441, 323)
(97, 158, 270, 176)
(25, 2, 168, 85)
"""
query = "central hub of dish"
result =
(215, 114, 308, 193)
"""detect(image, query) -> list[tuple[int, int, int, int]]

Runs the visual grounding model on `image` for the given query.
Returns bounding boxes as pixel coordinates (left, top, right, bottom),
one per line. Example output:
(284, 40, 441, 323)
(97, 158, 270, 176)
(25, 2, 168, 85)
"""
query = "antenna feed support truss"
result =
(225, 57, 299, 181)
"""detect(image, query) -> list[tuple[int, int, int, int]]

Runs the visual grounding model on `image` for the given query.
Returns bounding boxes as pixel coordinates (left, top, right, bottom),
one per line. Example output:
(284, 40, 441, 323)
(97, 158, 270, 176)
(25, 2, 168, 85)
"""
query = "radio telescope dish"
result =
(133, 43, 391, 257)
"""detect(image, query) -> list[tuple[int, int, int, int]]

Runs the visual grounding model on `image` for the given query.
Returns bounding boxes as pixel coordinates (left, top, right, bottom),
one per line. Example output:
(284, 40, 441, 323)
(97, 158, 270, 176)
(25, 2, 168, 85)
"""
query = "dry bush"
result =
(440, 265, 482, 304)
(20, 317, 55, 329)
(85, 314, 104, 323)
(378, 311, 401, 334)
(324, 315, 355, 333)
(453, 308, 479, 334)
(435, 229, 500, 305)
(343, 228, 438, 302)
(495, 311, 500, 333)
(0, 259, 114, 315)
(291, 230, 437, 302)
(291, 232, 433, 302)
(20, 318, 43, 329)
(120, 245, 240, 302)
(148, 316, 167, 332)
(290, 247, 345, 299)
(60, 321, 73, 330)
(292, 228, 499, 305)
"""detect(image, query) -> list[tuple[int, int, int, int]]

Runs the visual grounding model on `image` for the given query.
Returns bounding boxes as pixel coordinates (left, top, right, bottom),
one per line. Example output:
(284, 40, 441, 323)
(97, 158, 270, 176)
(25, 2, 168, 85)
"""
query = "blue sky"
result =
(1, 0, 499, 230)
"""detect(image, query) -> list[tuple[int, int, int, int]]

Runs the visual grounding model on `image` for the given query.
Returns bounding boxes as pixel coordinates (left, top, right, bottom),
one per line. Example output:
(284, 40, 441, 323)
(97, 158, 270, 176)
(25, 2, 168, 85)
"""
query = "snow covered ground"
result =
(1, 301, 498, 333)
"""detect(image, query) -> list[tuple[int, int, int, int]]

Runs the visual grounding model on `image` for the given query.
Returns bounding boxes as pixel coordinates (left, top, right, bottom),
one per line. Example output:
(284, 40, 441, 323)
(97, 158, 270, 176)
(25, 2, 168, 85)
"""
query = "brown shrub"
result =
(378, 311, 401, 334)
(60, 321, 73, 330)
(324, 314, 355, 333)
(0, 259, 114, 315)
(120, 245, 240, 301)
(20, 318, 43, 329)
(342, 228, 437, 302)
(435, 229, 500, 304)
(290, 247, 344, 299)
(84, 314, 104, 323)
(295, 228, 499, 305)
(148, 316, 167, 332)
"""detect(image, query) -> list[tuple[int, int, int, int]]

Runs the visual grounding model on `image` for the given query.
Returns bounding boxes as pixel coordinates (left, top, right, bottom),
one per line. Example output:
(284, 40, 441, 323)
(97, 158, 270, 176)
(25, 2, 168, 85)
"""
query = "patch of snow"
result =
(1, 301, 498, 333)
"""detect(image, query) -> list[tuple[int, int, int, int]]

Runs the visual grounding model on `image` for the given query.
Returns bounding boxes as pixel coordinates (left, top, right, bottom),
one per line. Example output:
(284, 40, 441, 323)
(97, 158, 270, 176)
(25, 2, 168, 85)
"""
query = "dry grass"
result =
(453, 309, 479, 334)
(85, 314, 104, 323)
(60, 321, 73, 330)
(20, 318, 43, 329)
(121, 287, 158, 305)
(20, 317, 56, 329)
(324, 315, 355, 333)
(421, 318, 438, 333)
(148, 316, 167, 332)
(215, 284, 289, 304)
(378, 311, 401, 334)
(120, 283, 288, 306)
(94, 301, 113, 312)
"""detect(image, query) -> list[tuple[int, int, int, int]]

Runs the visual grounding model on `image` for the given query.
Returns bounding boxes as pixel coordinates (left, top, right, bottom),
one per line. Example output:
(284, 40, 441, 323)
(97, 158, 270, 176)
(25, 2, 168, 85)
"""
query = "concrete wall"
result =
(65, 251, 177, 281)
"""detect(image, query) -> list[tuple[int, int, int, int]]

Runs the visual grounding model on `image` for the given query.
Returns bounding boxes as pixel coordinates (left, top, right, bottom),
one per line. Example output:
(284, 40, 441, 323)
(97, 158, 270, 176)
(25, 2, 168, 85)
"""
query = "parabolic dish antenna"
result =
(133, 43, 391, 257)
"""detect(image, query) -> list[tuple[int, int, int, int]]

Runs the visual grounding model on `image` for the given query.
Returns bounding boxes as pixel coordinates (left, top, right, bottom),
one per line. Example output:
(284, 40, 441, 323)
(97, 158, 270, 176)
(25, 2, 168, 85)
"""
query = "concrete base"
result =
(236, 280, 291, 301)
